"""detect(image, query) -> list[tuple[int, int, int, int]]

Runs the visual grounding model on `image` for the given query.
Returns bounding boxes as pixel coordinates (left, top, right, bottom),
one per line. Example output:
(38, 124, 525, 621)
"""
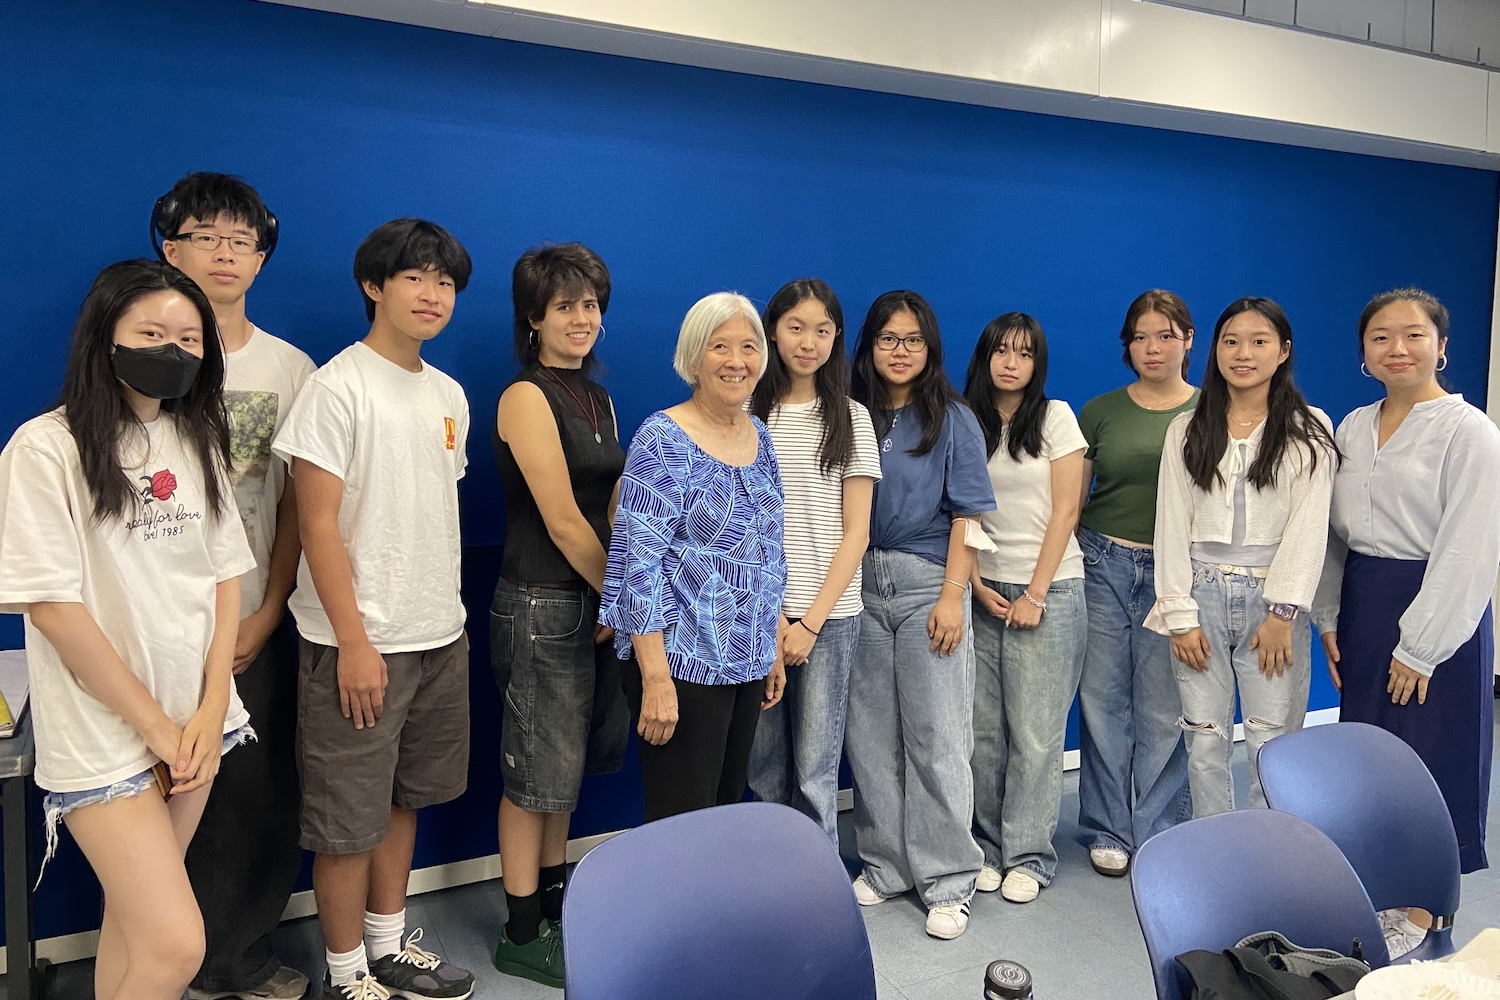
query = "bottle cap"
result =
(984, 959, 1033, 999)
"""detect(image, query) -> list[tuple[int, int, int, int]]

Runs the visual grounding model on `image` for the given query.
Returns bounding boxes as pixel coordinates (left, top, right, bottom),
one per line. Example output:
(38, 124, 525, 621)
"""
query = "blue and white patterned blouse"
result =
(601, 411, 787, 686)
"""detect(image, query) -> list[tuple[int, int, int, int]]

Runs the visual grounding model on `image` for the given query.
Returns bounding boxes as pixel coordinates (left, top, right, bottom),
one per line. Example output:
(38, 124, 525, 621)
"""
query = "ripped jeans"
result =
(1172, 562, 1309, 817)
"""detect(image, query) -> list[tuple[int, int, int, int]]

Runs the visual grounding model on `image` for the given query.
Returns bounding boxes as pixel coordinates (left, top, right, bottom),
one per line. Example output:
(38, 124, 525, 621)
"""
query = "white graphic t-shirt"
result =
(272, 342, 470, 654)
(224, 325, 316, 618)
(0, 411, 255, 792)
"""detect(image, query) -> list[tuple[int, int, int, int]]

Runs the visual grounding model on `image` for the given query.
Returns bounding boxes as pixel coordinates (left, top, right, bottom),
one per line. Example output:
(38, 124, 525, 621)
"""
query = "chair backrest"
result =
(1258, 722, 1461, 921)
(562, 801, 878, 1000)
(1131, 809, 1388, 1000)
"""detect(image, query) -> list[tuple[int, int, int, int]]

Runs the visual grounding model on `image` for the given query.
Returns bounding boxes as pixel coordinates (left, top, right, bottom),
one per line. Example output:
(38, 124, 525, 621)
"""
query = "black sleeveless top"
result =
(495, 364, 625, 588)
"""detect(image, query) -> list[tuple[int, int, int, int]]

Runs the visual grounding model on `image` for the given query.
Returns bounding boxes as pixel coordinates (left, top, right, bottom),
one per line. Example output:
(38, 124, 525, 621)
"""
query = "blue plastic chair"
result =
(1259, 721, 1462, 962)
(1131, 809, 1388, 1000)
(562, 801, 877, 1000)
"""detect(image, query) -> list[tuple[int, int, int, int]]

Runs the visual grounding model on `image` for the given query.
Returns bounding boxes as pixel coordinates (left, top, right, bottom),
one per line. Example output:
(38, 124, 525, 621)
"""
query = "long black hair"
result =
(751, 278, 854, 474)
(963, 312, 1050, 461)
(851, 290, 962, 457)
(1182, 296, 1337, 492)
(57, 259, 232, 524)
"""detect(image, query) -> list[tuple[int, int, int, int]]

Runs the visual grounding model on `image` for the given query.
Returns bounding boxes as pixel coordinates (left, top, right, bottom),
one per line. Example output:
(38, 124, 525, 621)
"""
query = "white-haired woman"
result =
(600, 292, 788, 820)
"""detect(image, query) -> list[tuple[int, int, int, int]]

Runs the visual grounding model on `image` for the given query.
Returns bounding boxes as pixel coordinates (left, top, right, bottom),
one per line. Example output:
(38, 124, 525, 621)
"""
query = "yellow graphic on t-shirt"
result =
(444, 416, 456, 451)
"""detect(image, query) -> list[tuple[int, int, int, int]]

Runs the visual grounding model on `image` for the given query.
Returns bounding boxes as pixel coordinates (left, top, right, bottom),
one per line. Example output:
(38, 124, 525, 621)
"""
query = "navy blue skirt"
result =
(1338, 550, 1494, 873)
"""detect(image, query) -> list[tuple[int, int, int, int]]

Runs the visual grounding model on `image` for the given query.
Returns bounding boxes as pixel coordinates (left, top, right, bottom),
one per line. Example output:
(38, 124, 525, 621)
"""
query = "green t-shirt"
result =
(1077, 386, 1200, 545)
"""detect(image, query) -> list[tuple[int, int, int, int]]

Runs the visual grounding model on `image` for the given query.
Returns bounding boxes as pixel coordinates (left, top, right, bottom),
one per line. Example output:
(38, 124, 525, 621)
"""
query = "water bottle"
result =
(984, 960, 1034, 999)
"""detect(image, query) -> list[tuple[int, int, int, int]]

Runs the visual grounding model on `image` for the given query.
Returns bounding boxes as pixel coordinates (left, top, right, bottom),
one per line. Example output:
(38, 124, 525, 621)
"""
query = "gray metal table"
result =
(0, 710, 47, 999)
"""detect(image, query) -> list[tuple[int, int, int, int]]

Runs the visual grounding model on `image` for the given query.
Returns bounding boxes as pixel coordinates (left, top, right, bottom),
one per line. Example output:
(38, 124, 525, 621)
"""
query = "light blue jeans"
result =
(970, 577, 1086, 884)
(1076, 527, 1192, 853)
(748, 614, 860, 847)
(1174, 561, 1311, 817)
(846, 549, 983, 907)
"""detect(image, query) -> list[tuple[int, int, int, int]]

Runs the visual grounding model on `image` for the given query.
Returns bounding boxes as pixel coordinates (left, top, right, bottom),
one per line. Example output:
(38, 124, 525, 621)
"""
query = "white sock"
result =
(365, 908, 406, 960)
(326, 943, 368, 986)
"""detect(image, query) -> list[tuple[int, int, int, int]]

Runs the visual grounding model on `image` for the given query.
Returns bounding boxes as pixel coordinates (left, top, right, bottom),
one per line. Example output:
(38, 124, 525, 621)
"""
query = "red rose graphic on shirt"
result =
(140, 469, 177, 502)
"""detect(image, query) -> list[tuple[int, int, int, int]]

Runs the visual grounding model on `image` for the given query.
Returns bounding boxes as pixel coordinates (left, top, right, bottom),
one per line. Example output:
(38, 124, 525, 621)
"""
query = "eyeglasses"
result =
(171, 232, 263, 255)
(875, 334, 927, 353)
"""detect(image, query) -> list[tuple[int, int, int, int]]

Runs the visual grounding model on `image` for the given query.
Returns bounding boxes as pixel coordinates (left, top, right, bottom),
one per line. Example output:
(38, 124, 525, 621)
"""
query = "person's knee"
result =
(147, 916, 206, 987)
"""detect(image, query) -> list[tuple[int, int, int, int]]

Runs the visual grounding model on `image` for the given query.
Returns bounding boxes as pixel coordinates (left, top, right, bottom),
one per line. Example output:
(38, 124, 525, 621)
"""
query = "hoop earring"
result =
(1360, 363, 1372, 378)
(529, 329, 539, 351)
(1437, 355, 1448, 372)
(597, 324, 606, 342)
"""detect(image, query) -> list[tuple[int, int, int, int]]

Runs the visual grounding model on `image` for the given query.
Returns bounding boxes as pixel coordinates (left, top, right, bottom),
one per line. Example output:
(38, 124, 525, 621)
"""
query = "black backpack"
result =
(1177, 932, 1370, 1000)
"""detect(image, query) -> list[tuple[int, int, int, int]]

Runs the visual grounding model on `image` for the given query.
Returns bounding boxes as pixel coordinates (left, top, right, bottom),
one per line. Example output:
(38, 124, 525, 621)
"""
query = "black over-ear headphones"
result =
(150, 192, 280, 262)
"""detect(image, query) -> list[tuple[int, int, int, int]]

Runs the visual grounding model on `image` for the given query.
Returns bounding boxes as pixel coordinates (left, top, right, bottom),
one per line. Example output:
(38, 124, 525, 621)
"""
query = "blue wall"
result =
(1, 0, 1496, 941)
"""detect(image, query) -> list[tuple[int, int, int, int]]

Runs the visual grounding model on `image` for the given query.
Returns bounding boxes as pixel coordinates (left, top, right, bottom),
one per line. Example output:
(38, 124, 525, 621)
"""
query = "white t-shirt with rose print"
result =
(0, 411, 255, 792)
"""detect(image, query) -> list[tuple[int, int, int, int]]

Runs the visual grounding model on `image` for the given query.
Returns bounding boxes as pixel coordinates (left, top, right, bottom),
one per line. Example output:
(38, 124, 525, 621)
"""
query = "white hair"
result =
(673, 292, 767, 387)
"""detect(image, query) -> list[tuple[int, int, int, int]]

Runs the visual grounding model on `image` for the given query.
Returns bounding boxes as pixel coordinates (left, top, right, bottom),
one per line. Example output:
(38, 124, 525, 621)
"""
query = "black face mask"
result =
(112, 343, 203, 400)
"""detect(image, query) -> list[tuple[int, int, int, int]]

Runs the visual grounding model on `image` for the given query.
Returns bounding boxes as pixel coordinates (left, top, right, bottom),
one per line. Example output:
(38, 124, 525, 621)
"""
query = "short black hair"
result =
(511, 243, 611, 367)
(154, 172, 273, 246)
(353, 219, 473, 321)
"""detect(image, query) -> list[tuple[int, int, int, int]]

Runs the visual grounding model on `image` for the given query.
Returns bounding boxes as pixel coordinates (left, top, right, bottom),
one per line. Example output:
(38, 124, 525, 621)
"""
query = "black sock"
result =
(505, 890, 542, 945)
(539, 863, 568, 922)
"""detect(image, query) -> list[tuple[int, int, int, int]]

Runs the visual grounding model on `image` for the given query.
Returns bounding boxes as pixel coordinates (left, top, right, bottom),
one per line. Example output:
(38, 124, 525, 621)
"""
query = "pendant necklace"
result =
(882, 411, 899, 453)
(539, 366, 602, 443)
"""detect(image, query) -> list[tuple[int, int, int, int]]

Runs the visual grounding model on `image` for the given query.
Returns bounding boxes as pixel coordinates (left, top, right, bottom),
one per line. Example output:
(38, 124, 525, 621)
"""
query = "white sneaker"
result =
(1000, 869, 1041, 903)
(925, 900, 971, 940)
(975, 864, 1003, 892)
(1089, 846, 1130, 877)
(851, 873, 886, 906)
(1378, 908, 1426, 959)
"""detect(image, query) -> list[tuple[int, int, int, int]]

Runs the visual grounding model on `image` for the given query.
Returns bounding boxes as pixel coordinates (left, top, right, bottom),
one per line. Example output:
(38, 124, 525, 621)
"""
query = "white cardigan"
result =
(1145, 408, 1336, 634)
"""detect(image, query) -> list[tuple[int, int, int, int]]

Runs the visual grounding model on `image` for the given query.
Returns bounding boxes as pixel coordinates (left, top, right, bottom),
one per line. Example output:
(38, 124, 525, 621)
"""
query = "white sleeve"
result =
(0, 438, 84, 613)
(1145, 415, 1198, 634)
(1044, 401, 1088, 461)
(207, 499, 257, 583)
(1263, 419, 1335, 611)
(271, 379, 354, 481)
(1395, 415, 1500, 677)
(846, 402, 883, 481)
(454, 391, 471, 481)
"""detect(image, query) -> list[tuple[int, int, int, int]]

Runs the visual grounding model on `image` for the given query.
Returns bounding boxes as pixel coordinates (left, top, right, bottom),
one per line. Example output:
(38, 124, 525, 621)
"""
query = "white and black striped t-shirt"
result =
(765, 398, 883, 620)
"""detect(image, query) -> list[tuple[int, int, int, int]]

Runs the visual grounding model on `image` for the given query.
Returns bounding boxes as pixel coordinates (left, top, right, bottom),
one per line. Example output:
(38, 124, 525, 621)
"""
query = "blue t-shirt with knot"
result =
(869, 400, 996, 565)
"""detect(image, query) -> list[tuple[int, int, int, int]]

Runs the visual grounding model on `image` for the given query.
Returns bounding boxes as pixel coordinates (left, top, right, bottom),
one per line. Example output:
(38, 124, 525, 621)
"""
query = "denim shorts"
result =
(39, 723, 256, 881)
(491, 578, 629, 813)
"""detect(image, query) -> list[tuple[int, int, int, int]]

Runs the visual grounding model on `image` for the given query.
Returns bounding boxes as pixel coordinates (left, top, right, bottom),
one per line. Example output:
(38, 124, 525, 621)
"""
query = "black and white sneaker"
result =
(368, 929, 475, 1000)
(925, 900, 971, 940)
(318, 972, 390, 1000)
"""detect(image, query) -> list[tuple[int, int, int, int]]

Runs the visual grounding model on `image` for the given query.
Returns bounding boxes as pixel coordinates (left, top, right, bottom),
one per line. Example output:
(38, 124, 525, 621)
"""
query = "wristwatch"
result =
(1268, 603, 1299, 622)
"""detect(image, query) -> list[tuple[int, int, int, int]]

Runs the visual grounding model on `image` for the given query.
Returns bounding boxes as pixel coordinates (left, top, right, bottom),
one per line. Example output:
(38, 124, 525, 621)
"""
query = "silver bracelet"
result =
(1021, 591, 1047, 611)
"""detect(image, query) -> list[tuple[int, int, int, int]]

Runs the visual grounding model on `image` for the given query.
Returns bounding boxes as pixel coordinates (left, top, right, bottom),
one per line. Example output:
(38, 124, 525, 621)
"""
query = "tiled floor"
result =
(31, 736, 1500, 999)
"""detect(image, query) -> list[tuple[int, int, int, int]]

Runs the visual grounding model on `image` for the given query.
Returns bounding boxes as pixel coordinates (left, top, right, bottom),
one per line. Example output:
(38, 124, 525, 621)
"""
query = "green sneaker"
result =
(492, 918, 564, 989)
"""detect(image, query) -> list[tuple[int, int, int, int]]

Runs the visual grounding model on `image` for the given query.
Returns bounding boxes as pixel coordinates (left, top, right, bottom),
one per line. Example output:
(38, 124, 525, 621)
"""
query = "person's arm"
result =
(1078, 457, 1094, 513)
(173, 576, 240, 793)
(233, 473, 301, 672)
(1008, 450, 1084, 630)
(499, 383, 610, 591)
(29, 603, 184, 768)
(598, 421, 686, 744)
(781, 476, 873, 666)
(929, 515, 977, 656)
(1255, 433, 1335, 677)
(294, 457, 386, 730)
(1148, 420, 1208, 669)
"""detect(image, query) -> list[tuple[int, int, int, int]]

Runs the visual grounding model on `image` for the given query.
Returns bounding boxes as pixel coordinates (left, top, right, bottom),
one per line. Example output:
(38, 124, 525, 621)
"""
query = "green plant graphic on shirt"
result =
(224, 389, 279, 553)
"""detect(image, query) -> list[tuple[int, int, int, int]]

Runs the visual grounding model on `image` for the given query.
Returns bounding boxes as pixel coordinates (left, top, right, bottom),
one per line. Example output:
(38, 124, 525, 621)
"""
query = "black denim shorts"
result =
(490, 578, 629, 812)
